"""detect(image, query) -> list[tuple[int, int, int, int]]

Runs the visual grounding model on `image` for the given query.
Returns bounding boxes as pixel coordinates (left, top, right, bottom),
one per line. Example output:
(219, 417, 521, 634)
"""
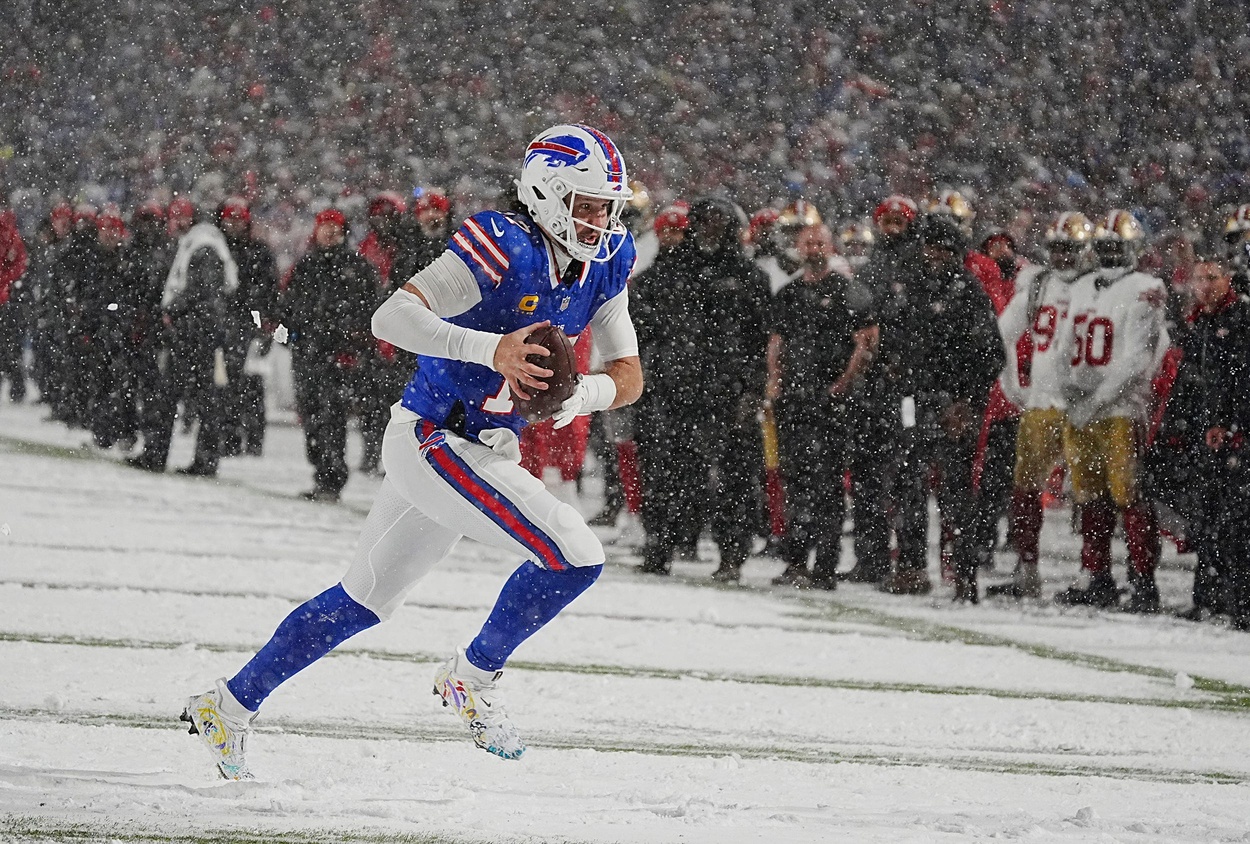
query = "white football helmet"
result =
(516, 124, 633, 263)
(1092, 209, 1146, 268)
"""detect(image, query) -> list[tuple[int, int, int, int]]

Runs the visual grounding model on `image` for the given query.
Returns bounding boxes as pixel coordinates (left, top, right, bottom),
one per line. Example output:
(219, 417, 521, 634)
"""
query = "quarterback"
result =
(182, 125, 643, 778)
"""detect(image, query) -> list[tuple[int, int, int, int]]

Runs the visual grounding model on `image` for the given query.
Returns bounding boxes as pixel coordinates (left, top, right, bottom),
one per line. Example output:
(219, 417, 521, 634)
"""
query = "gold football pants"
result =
(1061, 416, 1141, 508)
(1013, 408, 1067, 491)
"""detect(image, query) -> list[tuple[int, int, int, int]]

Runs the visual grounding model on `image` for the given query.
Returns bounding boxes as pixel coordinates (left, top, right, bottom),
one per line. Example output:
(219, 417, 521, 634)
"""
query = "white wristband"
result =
(580, 372, 617, 413)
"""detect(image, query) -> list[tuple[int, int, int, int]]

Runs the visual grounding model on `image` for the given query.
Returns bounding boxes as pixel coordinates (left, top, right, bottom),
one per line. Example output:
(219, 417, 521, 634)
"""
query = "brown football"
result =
(512, 325, 579, 423)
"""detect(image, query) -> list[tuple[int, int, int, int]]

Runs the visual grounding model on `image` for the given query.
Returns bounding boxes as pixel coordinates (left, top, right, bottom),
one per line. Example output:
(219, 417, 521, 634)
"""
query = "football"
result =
(512, 325, 579, 423)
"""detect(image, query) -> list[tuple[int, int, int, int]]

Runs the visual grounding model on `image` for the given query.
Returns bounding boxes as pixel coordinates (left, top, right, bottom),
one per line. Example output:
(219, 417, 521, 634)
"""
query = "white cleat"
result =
(181, 678, 256, 781)
(433, 650, 526, 760)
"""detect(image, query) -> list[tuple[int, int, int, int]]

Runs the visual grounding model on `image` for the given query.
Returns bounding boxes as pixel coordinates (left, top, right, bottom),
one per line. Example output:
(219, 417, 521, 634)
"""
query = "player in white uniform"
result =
(987, 212, 1093, 599)
(182, 125, 644, 779)
(1054, 210, 1169, 611)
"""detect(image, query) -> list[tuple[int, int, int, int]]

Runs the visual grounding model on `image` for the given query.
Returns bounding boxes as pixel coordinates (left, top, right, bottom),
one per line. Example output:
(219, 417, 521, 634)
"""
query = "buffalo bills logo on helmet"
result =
(525, 135, 591, 169)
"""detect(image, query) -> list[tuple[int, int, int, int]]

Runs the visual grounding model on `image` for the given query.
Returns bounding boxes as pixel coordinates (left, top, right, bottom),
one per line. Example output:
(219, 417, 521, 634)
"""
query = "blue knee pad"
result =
(466, 562, 602, 672)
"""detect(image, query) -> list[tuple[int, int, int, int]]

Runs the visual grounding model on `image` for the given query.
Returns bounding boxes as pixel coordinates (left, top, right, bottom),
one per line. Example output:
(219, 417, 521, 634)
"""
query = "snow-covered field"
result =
(2, 402, 1249, 843)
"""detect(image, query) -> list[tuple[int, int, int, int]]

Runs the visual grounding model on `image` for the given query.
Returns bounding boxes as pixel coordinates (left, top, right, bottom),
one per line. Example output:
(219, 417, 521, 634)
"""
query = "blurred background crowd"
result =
(5, 1, 1250, 244)
(2, 0, 1250, 626)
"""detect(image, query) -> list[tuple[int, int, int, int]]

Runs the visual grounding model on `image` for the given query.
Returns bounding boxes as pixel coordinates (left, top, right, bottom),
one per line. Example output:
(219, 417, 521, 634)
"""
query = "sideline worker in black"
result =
(280, 208, 379, 502)
(768, 222, 878, 590)
(877, 213, 1004, 601)
(842, 196, 922, 584)
(1146, 255, 1250, 629)
(635, 196, 770, 582)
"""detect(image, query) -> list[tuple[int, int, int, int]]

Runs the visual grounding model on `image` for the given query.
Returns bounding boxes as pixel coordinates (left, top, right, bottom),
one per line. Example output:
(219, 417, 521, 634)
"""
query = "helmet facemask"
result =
(1092, 211, 1144, 269)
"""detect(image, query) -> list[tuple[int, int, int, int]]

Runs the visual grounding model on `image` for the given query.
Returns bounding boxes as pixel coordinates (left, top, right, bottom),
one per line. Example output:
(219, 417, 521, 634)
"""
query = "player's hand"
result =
(552, 377, 589, 429)
(494, 321, 553, 401)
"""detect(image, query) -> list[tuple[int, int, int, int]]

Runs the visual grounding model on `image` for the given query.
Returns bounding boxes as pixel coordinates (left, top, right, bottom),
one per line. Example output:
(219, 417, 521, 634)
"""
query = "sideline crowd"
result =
(1, 186, 1248, 632)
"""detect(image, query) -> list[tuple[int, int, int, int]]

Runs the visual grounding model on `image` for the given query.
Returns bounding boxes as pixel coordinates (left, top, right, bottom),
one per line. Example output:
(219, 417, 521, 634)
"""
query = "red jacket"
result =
(358, 231, 400, 361)
(966, 250, 1013, 315)
(0, 210, 28, 307)
(358, 231, 397, 284)
(966, 250, 1022, 490)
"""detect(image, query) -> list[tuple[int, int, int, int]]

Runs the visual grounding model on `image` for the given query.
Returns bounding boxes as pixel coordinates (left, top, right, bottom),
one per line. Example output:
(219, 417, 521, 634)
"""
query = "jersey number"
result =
(1070, 314, 1114, 367)
(1032, 305, 1059, 352)
(482, 381, 515, 415)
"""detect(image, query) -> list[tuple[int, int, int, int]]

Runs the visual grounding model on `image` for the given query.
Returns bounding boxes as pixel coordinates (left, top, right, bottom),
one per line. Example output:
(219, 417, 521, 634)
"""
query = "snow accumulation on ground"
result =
(1, 401, 1249, 844)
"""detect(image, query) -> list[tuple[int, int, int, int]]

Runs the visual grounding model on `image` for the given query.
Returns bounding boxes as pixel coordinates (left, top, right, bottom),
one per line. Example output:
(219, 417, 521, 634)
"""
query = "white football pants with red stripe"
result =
(340, 404, 605, 619)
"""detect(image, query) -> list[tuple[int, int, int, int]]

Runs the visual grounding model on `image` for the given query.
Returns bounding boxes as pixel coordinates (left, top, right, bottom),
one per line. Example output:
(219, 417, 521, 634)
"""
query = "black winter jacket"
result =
(280, 244, 379, 366)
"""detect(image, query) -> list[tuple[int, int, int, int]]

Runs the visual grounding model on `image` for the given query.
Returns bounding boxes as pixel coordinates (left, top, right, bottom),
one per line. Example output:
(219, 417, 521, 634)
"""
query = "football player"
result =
(1054, 211, 1169, 611)
(1223, 204, 1250, 295)
(182, 125, 644, 778)
(838, 221, 874, 270)
(988, 212, 1093, 599)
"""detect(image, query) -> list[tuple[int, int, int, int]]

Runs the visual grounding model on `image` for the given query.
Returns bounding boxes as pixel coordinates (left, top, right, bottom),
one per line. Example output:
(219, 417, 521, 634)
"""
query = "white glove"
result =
(552, 373, 617, 429)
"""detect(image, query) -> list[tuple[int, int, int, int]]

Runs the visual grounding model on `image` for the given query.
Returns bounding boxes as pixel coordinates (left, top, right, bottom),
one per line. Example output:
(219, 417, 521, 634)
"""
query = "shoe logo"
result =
(491, 219, 506, 238)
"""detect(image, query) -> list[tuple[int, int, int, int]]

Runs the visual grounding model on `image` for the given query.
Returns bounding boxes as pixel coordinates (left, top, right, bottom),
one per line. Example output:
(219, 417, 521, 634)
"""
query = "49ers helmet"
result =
(839, 221, 875, 266)
(1092, 210, 1146, 267)
(516, 124, 633, 263)
(746, 207, 779, 253)
(1224, 204, 1250, 238)
(1044, 211, 1093, 266)
(1224, 204, 1250, 266)
(1045, 212, 1093, 246)
(839, 221, 874, 246)
(778, 199, 822, 228)
(927, 189, 976, 231)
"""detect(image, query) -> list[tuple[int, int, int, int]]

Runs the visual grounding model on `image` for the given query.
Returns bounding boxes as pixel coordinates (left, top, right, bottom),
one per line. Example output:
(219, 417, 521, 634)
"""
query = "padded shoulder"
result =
(447, 210, 542, 289)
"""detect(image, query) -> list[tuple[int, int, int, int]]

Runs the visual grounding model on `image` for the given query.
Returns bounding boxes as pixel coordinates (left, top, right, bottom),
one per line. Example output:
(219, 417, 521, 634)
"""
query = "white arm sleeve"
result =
(405, 250, 484, 316)
(997, 287, 1029, 407)
(371, 276, 500, 370)
(588, 288, 640, 362)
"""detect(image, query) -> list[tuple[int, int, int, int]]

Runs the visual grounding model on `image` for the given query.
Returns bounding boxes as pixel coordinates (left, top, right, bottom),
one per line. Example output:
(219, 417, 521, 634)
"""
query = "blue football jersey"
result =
(401, 210, 635, 439)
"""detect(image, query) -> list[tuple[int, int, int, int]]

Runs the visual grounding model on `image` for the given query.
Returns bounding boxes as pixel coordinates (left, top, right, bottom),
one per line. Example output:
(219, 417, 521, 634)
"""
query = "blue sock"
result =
(465, 562, 602, 672)
(227, 583, 379, 711)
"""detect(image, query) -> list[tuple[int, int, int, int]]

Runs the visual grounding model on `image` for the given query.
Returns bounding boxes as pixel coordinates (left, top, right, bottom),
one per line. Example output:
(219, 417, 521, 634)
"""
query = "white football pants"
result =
(340, 404, 604, 619)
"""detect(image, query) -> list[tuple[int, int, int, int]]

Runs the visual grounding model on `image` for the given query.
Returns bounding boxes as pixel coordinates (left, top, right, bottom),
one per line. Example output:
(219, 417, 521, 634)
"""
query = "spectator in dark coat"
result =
(79, 211, 138, 449)
(391, 189, 452, 286)
(218, 198, 279, 457)
(768, 223, 879, 590)
(51, 209, 101, 426)
(634, 196, 771, 582)
(842, 195, 922, 584)
(126, 201, 176, 460)
(1147, 257, 1250, 629)
(132, 213, 242, 476)
(631, 218, 702, 572)
(280, 208, 379, 502)
(0, 208, 30, 402)
(877, 214, 1006, 601)
(29, 205, 75, 407)
(356, 192, 415, 474)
